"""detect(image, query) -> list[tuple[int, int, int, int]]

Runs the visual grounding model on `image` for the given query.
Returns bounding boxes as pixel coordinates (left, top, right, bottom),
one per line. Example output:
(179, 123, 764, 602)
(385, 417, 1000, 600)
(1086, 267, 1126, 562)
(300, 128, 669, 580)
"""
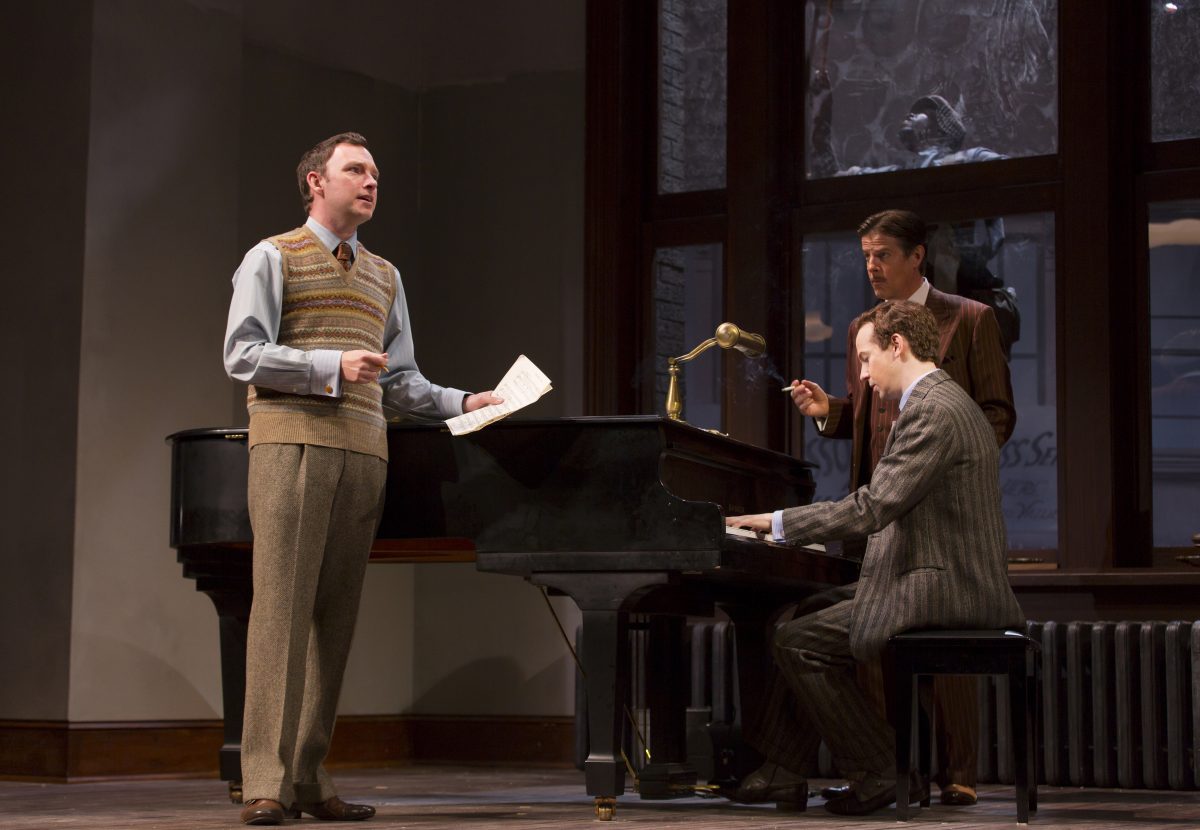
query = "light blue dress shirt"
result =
(223, 216, 465, 420)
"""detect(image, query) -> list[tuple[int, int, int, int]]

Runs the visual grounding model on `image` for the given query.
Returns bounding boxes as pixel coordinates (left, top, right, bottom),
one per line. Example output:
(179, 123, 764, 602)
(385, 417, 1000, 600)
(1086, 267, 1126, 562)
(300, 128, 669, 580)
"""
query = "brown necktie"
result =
(335, 242, 353, 271)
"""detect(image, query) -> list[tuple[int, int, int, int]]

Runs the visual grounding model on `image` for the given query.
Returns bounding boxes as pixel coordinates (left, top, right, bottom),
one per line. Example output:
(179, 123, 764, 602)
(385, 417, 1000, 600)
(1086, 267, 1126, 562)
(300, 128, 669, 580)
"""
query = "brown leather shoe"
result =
(730, 761, 807, 809)
(940, 784, 978, 806)
(296, 795, 376, 821)
(240, 799, 285, 825)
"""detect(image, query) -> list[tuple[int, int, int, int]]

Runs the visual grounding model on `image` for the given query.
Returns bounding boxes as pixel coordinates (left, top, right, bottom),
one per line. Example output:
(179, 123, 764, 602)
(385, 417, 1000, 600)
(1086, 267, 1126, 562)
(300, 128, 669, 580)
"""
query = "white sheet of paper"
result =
(446, 354, 553, 436)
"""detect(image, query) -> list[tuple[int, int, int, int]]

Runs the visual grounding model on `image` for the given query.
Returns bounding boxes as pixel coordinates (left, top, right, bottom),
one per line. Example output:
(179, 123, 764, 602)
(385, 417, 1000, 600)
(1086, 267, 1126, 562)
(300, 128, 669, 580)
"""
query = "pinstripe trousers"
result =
(857, 661, 979, 788)
(746, 594, 895, 780)
(241, 443, 387, 806)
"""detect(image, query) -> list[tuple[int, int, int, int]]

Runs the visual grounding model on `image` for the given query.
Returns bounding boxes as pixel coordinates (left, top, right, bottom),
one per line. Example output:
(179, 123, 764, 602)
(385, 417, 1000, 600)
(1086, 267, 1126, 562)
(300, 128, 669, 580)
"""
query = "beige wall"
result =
(2, 0, 585, 724)
(70, 0, 244, 721)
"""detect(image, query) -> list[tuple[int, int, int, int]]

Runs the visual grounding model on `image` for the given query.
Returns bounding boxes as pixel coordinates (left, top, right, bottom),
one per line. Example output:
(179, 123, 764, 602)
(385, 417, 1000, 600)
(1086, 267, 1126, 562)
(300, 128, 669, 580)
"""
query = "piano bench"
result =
(886, 629, 1040, 823)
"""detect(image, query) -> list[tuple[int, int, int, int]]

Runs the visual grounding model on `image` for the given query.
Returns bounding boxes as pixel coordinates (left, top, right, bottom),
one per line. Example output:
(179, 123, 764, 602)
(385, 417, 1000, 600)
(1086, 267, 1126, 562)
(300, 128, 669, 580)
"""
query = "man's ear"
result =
(306, 170, 324, 197)
(891, 333, 906, 355)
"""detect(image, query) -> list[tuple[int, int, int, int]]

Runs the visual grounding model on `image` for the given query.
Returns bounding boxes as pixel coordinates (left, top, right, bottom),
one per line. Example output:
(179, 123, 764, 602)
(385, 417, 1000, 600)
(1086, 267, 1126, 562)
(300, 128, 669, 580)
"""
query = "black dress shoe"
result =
(823, 773, 931, 816)
(296, 795, 376, 821)
(240, 799, 285, 825)
(820, 782, 853, 800)
(822, 780, 896, 816)
(730, 762, 807, 809)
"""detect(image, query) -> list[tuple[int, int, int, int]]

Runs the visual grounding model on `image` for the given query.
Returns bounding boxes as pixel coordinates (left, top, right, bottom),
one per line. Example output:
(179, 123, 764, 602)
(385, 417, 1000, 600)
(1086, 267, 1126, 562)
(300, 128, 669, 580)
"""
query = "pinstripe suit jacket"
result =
(820, 287, 1016, 488)
(781, 369, 1023, 661)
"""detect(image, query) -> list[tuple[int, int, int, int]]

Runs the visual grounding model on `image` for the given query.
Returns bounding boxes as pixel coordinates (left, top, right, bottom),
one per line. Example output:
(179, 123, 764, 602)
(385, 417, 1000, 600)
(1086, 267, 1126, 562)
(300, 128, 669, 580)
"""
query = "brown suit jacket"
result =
(782, 370, 1024, 660)
(820, 286, 1016, 488)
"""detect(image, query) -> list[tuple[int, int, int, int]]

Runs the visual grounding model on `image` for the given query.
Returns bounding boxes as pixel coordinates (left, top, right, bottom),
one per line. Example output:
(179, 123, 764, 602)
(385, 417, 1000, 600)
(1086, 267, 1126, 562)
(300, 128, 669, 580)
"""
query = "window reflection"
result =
(805, 0, 1058, 179)
(802, 213, 1057, 552)
(654, 244, 724, 430)
(659, 0, 727, 193)
(1147, 202, 1200, 547)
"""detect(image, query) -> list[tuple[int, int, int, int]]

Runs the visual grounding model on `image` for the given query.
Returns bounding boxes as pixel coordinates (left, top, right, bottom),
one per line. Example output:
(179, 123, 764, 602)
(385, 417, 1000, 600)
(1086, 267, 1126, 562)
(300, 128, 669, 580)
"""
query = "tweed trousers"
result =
(747, 594, 896, 780)
(242, 443, 387, 806)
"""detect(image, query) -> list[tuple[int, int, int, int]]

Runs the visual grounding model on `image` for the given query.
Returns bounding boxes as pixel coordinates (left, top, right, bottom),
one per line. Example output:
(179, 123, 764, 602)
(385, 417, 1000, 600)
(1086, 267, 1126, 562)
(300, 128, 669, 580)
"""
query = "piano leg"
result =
(578, 606, 629, 798)
(198, 578, 251, 800)
(534, 572, 671, 819)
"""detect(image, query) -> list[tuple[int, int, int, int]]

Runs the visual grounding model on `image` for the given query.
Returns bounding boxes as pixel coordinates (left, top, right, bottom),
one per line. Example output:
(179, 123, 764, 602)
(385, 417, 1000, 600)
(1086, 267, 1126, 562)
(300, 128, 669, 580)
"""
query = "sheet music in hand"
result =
(445, 354, 553, 436)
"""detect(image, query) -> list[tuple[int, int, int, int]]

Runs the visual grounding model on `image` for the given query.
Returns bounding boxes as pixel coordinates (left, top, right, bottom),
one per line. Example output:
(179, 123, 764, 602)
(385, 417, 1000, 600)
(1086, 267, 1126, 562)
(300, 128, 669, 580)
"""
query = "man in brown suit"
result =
(790, 209, 1015, 806)
(727, 301, 1024, 815)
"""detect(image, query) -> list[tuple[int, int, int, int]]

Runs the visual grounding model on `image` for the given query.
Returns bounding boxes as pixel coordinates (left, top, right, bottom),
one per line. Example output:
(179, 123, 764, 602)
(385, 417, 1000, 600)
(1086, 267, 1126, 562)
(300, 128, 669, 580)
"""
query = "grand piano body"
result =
(168, 416, 858, 815)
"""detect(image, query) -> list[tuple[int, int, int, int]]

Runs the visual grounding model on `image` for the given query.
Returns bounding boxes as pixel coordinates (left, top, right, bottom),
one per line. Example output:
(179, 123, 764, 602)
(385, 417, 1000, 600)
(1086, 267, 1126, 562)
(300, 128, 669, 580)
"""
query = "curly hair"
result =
(296, 132, 369, 214)
(857, 301, 940, 363)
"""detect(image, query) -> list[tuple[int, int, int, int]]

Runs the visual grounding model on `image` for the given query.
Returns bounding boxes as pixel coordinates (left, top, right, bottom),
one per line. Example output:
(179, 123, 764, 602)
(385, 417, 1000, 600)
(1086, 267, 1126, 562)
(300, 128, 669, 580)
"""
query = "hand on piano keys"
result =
(724, 512, 773, 534)
(724, 513, 827, 553)
(725, 524, 769, 541)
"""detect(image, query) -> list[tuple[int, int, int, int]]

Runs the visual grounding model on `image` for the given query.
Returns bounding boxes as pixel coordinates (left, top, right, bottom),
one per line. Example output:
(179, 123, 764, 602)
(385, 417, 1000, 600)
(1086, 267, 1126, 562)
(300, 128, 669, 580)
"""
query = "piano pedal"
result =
(636, 762, 699, 799)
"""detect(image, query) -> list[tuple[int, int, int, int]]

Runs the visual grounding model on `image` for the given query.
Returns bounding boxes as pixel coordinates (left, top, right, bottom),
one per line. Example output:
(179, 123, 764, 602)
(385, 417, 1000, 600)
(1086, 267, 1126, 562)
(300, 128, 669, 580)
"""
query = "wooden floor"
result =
(3, 765, 1198, 829)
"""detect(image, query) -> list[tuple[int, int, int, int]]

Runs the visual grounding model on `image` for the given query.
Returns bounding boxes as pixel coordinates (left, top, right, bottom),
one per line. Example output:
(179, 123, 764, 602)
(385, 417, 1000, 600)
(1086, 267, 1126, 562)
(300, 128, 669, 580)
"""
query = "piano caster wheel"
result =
(594, 797, 616, 821)
(228, 782, 243, 804)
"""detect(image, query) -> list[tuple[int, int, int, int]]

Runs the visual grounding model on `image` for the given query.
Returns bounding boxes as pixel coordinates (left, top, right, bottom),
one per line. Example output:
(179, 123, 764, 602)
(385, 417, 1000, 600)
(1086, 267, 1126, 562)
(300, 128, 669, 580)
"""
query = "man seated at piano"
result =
(223, 131, 501, 826)
(725, 300, 1023, 816)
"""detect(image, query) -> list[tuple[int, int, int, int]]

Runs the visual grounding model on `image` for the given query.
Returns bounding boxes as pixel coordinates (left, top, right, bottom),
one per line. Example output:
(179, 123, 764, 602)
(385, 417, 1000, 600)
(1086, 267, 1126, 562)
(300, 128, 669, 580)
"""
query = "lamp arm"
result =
(670, 337, 719, 365)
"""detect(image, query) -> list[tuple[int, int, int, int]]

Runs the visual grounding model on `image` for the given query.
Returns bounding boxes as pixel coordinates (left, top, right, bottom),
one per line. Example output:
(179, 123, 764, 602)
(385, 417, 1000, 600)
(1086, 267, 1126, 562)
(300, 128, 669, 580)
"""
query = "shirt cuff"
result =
(814, 415, 828, 432)
(771, 510, 786, 542)
(310, 349, 342, 397)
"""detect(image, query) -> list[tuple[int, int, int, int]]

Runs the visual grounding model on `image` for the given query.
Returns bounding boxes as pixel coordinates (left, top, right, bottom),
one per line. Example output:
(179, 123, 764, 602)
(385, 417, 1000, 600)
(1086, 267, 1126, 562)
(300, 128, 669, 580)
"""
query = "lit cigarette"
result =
(781, 385, 796, 392)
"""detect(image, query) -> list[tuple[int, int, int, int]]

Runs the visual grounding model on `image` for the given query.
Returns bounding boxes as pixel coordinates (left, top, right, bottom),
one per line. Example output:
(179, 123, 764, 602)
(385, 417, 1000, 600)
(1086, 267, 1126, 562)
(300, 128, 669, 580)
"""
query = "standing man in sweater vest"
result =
(223, 132, 500, 825)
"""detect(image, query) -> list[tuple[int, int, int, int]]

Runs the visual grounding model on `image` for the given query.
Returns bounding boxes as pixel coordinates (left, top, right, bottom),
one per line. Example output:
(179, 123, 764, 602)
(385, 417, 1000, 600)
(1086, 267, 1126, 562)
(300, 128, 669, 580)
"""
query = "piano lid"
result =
(168, 417, 814, 557)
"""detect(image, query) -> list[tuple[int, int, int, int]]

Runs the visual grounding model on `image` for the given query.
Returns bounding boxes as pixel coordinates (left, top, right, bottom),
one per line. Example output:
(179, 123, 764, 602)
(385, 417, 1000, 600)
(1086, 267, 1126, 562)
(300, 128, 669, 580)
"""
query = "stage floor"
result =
(2, 765, 1198, 828)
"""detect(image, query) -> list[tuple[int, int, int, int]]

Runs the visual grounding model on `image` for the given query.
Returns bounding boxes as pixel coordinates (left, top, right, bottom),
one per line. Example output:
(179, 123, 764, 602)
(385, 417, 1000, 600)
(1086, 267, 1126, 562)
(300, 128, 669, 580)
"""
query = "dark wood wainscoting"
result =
(0, 715, 574, 782)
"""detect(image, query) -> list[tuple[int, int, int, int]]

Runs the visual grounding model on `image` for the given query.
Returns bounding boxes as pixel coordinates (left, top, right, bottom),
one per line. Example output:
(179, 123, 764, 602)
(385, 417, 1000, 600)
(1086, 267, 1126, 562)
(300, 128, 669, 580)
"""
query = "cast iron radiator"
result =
(574, 619, 1200, 789)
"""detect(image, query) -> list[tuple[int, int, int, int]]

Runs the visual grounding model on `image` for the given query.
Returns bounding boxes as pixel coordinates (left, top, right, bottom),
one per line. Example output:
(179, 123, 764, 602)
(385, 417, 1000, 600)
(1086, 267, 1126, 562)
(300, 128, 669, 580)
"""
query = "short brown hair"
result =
(296, 132, 369, 214)
(858, 209, 927, 273)
(857, 300, 940, 363)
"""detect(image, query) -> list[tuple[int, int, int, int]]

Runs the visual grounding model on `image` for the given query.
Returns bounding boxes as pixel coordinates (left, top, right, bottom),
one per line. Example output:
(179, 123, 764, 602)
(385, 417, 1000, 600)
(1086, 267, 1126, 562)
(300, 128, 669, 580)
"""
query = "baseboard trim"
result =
(0, 715, 574, 781)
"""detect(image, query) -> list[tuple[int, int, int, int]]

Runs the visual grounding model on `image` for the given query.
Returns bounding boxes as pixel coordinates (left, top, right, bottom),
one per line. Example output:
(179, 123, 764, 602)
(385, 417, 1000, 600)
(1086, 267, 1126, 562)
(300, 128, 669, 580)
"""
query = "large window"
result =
(1147, 201, 1200, 549)
(590, 1, 1198, 573)
(804, 0, 1058, 179)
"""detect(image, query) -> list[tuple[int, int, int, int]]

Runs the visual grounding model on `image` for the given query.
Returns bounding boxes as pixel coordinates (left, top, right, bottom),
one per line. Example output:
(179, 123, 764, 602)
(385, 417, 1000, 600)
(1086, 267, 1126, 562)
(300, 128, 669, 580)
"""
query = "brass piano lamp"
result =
(665, 322, 766, 422)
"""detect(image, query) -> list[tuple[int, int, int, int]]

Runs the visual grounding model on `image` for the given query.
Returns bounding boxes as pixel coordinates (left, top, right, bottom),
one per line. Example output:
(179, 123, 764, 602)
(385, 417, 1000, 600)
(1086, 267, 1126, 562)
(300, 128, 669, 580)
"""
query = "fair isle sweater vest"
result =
(247, 226, 395, 461)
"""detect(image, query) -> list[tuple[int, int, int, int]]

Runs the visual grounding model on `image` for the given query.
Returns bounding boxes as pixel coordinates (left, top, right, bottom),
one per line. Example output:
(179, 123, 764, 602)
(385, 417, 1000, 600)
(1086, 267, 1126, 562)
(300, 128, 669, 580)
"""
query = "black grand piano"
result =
(168, 416, 857, 818)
